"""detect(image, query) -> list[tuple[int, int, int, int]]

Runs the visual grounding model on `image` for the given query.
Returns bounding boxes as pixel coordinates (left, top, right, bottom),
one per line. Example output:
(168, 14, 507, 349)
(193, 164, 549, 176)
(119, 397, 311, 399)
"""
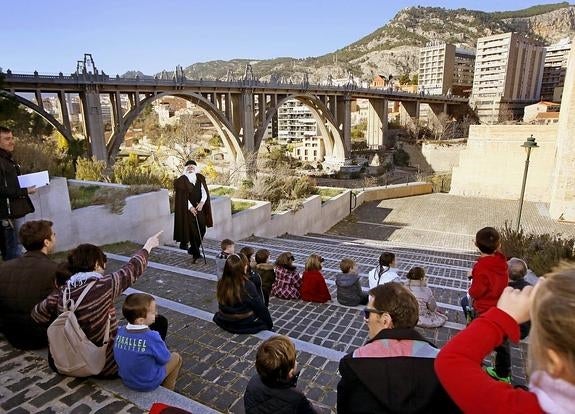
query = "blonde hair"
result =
(305, 254, 323, 271)
(528, 262, 575, 379)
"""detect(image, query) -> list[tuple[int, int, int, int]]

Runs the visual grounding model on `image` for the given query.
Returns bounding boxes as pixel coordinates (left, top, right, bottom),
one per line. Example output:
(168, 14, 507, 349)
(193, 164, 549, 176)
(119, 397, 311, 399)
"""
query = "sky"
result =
(1, 0, 569, 76)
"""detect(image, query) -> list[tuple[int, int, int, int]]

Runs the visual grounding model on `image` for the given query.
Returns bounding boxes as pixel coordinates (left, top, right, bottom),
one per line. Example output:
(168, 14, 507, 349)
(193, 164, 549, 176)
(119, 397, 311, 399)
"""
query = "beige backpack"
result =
(47, 280, 111, 377)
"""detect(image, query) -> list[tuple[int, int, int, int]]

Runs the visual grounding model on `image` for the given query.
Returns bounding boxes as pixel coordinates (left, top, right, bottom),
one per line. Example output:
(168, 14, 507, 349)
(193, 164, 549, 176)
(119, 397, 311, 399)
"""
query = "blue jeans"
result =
(1, 219, 21, 261)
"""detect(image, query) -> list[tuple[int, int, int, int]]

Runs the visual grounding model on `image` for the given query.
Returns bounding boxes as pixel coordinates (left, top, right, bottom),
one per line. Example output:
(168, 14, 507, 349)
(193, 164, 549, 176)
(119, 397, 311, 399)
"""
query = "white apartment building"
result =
(277, 99, 318, 142)
(541, 38, 572, 102)
(471, 32, 545, 124)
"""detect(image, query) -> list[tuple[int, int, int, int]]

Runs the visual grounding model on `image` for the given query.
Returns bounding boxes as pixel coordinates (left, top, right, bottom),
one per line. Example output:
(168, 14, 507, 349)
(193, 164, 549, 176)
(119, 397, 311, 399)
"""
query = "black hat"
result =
(185, 160, 197, 166)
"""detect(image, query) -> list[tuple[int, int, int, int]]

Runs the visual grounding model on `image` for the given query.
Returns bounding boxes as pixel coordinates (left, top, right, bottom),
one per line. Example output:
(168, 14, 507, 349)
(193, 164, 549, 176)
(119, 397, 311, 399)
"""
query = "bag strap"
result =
(66, 280, 97, 312)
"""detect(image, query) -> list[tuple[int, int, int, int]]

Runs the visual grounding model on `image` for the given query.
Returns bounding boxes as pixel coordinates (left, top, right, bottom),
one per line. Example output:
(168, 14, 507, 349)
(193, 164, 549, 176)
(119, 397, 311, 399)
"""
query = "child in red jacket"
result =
(300, 254, 331, 303)
(461, 226, 509, 381)
(436, 264, 575, 414)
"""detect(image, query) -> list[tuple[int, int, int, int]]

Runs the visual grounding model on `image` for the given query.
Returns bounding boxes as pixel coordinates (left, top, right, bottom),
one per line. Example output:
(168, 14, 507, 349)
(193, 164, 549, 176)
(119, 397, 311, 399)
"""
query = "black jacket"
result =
(337, 328, 461, 414)
(213, 280, 273, 334)
(0, 149, 34, 219)
(0, 251, 58, 349)
(244, 373, 317, 414)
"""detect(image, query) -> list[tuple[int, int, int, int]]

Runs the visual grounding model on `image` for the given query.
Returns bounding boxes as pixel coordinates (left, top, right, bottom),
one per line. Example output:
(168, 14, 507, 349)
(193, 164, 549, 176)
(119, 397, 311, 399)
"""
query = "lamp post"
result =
(515, 135, 539, 232)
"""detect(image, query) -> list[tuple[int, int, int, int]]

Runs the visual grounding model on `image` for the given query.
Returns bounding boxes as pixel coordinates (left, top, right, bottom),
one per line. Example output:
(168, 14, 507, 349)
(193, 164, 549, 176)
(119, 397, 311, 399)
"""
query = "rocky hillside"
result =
(128, 2, 575, 83)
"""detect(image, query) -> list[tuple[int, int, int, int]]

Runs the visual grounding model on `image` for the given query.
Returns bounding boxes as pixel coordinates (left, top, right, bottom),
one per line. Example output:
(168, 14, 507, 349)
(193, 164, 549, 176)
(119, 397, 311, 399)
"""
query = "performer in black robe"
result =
(173, 160, 213, 263)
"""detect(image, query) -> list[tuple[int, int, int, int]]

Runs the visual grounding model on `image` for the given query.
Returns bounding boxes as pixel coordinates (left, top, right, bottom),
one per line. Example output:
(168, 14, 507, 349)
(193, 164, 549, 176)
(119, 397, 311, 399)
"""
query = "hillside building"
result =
(470, 32, 545, 124)
(541, 38, 572, 102)
(417, 42, 475, 96)
(277, 99, 318, 142)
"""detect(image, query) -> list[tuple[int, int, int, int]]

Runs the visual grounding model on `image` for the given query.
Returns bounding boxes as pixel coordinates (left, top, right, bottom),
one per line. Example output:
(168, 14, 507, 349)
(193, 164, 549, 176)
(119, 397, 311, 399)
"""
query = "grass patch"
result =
(211, 186, 236, 197)
(318, 187, 344, 202)
(69, 184, 161, 214)
(232, 200, 255, 214)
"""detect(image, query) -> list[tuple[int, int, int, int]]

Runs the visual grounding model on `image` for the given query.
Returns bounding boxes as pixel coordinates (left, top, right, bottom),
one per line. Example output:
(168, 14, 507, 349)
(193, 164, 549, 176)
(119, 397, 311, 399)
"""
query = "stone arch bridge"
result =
(0, 66, 468, 169)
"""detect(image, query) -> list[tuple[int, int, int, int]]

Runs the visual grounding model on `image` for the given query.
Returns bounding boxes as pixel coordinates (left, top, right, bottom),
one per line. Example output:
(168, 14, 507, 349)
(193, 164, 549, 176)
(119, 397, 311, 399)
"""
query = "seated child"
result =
(244, 335, 317, 413)
(300, 254, 331, 303)
(215, 238, 235, 279)
(271, 252, 302, 300)
(368, 252, 401, 289)
(114, 293, 182, 391)
(255, 249, 276, 307)
(240, 246, 264, 303)
(336, 258, 368, 307)
(404, 266, 447, 328)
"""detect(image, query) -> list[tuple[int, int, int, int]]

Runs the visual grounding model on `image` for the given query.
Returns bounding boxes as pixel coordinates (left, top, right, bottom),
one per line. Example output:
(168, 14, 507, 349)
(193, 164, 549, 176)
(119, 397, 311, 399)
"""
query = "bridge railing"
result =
(0, 70, 468, 101)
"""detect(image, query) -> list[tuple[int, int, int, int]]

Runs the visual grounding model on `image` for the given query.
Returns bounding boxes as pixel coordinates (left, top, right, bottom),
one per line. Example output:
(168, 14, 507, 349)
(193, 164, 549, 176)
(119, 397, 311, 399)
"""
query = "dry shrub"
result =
(499, 222, 575, 276)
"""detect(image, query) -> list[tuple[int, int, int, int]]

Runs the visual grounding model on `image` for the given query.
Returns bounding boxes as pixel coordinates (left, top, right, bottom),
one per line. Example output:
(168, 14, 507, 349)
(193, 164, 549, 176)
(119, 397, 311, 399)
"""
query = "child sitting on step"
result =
(215, 238, 235, 280)
(404, 266, 447, 328)
(368, 252, 401, 289)
(113, 293, 182, 391)
(244, 335, 317, 413)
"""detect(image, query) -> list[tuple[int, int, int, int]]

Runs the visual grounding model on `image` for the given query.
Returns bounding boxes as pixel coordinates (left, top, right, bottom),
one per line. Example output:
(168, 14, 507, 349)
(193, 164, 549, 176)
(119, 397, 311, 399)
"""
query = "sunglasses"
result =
(363, 308, 387, 319)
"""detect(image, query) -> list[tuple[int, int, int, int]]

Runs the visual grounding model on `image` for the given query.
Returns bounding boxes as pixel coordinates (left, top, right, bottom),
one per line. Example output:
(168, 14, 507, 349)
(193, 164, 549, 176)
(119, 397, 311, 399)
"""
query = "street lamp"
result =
(515, 135, 539, 232)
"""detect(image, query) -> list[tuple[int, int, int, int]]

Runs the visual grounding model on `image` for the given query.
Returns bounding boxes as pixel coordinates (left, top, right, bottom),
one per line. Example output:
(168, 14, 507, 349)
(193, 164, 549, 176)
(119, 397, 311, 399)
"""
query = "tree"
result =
(159, 114, 203, 168)
(411, 74, 419, 85)
(398, 74, 411, 85)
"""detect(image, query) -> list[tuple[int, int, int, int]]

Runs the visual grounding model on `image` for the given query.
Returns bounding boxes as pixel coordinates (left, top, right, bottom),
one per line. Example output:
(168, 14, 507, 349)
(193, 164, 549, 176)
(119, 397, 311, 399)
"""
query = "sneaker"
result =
(485, 367, 511, 384)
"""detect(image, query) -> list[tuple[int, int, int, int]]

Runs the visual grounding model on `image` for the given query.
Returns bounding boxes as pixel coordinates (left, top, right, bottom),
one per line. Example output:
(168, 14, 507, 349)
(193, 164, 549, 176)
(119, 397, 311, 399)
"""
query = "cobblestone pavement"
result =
(3, 198, 543, 412)
(0, 340, 146, 414)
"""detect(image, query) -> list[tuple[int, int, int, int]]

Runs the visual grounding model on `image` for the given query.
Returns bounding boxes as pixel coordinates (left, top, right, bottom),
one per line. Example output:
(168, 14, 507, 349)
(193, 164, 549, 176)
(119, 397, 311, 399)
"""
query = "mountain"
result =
(124, 2, 575, 83)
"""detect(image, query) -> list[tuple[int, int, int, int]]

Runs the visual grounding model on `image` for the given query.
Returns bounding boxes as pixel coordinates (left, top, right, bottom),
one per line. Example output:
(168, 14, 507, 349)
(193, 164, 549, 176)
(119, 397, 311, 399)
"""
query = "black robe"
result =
(173, 173, 213, 253)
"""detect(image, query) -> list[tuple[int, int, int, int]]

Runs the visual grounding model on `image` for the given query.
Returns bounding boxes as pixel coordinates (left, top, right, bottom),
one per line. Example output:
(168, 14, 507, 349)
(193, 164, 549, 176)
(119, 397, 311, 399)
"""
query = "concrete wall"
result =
(355, 182, 433, 205)
(25, 180, 431, 251)
(26, 178, 172, 251)
(450, 124, 558, 201)
(421, 140, 466, 173)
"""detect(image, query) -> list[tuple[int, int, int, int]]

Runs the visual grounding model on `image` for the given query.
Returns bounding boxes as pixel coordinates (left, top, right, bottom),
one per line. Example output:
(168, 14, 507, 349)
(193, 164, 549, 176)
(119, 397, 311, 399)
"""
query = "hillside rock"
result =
(133, 3, 575, 83)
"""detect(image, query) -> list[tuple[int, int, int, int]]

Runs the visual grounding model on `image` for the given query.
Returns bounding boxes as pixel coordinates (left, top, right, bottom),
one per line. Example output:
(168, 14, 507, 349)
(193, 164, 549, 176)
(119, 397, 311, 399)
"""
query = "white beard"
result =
(184, 172, 197, 185)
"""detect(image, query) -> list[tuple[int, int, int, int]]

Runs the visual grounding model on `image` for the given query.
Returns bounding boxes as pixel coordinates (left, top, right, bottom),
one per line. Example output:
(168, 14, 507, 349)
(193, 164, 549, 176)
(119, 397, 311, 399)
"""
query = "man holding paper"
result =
(0, 126, 36, 260)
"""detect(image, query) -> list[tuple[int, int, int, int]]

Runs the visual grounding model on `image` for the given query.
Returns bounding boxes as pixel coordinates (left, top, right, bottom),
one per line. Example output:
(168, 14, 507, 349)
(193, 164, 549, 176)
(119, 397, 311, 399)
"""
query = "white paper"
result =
(18, 171, 50, 188)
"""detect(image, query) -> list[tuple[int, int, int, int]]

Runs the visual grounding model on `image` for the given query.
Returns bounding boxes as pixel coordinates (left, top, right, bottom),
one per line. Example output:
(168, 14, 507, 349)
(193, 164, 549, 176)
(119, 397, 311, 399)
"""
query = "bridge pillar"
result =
(367, 98, 388, 149)
(337, 96, 352, 157)
(81, 91, 107, 161)
(58, 91, 72, 132)
(399, 101, 420, 129)
(427, 102, 448, 130)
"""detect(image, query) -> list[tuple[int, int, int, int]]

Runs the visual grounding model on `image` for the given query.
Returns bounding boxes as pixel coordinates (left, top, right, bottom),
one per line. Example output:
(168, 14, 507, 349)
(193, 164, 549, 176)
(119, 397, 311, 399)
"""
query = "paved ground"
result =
(3, 192, 562, 412)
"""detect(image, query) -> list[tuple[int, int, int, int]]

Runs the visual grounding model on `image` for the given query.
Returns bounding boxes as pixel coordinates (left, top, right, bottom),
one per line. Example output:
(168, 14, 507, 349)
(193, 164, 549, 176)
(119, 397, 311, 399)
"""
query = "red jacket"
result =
(469, 252, 508, 315)
(435, 308, 542, 414)
(300, 270, 331, 303)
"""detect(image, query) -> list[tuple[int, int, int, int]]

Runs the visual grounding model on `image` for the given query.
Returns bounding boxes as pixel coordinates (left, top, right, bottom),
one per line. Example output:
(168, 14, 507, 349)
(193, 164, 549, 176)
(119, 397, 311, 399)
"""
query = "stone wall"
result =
(450, 124, 558, 201)
(421, 140, 466, 173)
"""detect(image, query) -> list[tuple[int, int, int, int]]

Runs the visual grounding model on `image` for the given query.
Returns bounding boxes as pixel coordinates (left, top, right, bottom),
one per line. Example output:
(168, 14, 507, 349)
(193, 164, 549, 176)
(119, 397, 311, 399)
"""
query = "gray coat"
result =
(405, 281, 447, 328)
(336, 272, 368, 307)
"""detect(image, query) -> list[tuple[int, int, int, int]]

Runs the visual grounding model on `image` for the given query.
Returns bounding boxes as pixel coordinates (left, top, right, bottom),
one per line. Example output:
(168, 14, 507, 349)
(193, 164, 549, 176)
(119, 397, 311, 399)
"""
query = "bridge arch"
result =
(1, 91, 74, 143)
(253, 93, 345, 163)
(107, 91, 244, 166)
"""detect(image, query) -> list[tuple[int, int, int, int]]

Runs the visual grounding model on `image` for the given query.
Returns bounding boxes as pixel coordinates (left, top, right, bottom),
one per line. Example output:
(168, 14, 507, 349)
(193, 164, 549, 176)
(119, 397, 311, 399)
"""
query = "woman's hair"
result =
(216, 254, 248, 306)
(55, 244, 107, 286)
(256, 335, 296, 383)
(122, 293, 155, 324)
(275, 252, 296, 270)
(305, 254, 323, 271)
(528, 263, 575, 379)
(239, 246, 255, 262)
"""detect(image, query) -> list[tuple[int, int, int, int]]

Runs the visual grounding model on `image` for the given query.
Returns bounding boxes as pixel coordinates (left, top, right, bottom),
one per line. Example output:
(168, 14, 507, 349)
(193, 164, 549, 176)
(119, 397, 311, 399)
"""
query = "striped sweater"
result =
(31, 249, 149, 377)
